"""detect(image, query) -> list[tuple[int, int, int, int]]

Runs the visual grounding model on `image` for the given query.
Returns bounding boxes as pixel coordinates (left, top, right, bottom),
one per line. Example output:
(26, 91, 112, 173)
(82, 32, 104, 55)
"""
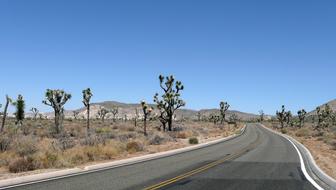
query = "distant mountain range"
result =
(26, 101, 259, 121)
(25, 99, 336, 120)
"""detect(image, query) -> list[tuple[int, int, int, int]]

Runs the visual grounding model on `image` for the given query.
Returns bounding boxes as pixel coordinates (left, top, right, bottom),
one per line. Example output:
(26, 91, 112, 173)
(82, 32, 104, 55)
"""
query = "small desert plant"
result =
(0, 134, 11, 152)
(189, 137, 199, 144)
(14, 136, 38, 157)
(126, 141, 143, 153)
(30, 107, 39, 121)
(9, 157, 35, 173)
(295, 128, 310, 137)
(280, 128, 287, 134)
(42, 89, 71, 134)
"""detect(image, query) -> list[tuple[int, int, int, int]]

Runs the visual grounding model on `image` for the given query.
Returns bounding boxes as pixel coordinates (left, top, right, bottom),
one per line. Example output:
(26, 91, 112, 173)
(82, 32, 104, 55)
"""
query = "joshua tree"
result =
(210, 114, 220, 124)
(197, 112, 202, 122)
(42, 89, 71, 134)
(97, 107, 109, 122)
(134, 108, 139, 127)
(73, 111, 79, 120)
(259, 110, 264, 122)
(1, 95, 12, 133)
(276, 105, 286, 128)
(12, 94, 25, 128)
(285, 111, 292, 126)
(141, 101, 153, 136)
(229, 114, 238, 127)
(30, 107, 39, 120)
(154, 75, 185, 131)
(220, 101, 230, 124)
(297, 109, 307, 128)
(315, 104, 332, 130)
(124, 114, 127, 122)
(158, 107, 168, 131)
(38, 113, 43, 120)
(110, 107, 119, 122)
(82, 88, 93, 136)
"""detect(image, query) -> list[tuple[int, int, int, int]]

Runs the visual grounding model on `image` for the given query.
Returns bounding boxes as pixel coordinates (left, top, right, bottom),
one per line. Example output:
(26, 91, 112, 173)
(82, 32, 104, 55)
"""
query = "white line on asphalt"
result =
(261, 125, 324, 190)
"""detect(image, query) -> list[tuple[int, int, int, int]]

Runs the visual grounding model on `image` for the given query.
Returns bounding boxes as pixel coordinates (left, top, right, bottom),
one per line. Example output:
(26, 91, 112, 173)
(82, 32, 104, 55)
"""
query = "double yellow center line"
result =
(144, 132, 261, 190)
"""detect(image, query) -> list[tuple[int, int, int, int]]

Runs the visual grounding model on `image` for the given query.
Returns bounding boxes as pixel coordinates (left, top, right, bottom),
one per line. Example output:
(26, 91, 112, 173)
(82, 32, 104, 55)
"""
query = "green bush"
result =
(280, 128, 287, 134)
(189, 137, 199, 144)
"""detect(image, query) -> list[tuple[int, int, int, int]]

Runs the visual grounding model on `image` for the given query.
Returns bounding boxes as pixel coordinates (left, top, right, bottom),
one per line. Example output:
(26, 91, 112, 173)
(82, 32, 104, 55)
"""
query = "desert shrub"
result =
(149, 134, 165, 145)
(33, 151, 61, 168)
(189, 137, 199, 144)
(117, 132, 137, 141)
(295, 128, 311, 137)
(0, 135, 11, 152)
(95, 127, 112, 134)
(312, 131, 324, 137)
(81, 135, 106, 146)
(330, 140, 336, 150)
(126, 141, 143, 153)
(14, 136, 38, 157)
(126, 127, 135, 132)
(280, 128, 287, 134)
(56, 137, 76, 151)
(9, 157, 35, 173)
(176, 132, 187, 139)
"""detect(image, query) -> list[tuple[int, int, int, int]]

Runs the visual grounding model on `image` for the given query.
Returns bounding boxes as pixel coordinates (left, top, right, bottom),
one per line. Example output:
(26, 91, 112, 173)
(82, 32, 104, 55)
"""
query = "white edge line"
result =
(261, 125, 324, 190)
(0, 125, 247, 189)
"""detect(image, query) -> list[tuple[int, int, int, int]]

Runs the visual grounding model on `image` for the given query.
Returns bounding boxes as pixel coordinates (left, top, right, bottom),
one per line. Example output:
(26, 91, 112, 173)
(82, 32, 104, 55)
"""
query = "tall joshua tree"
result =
(297, 109, 307, 128)
(30, 107, 39, 121)
(73, 111, 79, 120)
(197, 112, 202, 122)
(1, 95, 12, 133)
(285, 111, 292, 126)
(276, 105, 286, 128)
(220, 101, 230, 124)
(141, 101, 153, 136)
(82, 88, 93, 136)
(42, 89, 71, 134)
(154, 75, 185, 131)
(13, 94, 25, 128)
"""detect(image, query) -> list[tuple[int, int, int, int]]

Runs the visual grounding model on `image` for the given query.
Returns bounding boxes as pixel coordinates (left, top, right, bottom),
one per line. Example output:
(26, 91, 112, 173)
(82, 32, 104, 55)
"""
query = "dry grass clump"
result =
(126, 141, 144, 153)
(295, 128, 311, 137)
(0, 119, 241, 175)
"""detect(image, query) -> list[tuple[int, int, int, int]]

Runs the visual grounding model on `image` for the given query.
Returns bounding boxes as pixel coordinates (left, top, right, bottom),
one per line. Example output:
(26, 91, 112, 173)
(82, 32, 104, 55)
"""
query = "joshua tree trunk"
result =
(144, 114, 147, 136)
(87, 105, 90, 136)
(168, 116, 173, 131)
(1, 97, 10, 133)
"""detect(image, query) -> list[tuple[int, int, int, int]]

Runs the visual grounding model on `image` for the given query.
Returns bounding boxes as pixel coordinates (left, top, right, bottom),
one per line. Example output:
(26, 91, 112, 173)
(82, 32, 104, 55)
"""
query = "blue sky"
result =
(0, 0, 335, 114)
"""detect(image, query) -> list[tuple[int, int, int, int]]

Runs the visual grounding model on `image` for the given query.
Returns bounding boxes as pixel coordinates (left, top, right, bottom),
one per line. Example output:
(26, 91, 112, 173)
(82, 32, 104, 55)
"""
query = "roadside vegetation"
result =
(0, 75, 243, 178)
(263, 104, 336, 179)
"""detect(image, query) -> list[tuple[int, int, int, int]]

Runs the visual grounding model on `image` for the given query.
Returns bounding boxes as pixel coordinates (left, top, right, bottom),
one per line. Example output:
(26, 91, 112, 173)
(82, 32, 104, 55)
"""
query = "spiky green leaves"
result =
(13, 94, 25, 123)
(82, 88, 93, 108)
(42, 89, 72, 108)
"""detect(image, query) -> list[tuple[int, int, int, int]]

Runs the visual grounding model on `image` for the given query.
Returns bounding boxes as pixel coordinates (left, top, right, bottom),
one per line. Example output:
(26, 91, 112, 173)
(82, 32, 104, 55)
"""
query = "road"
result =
(7, 124, 317, 190)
